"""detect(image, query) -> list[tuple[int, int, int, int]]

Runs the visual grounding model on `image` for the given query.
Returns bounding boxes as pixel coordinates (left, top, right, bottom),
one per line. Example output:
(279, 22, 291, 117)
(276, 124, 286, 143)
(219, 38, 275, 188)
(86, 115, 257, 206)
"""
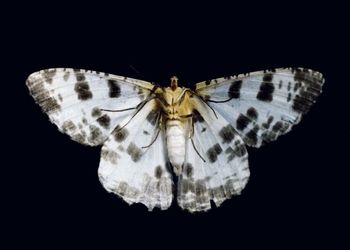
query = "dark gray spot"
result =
(225, 147, 235, 162)
(82, 117, 88, 125)
(261, 131, 277, 143)
(127, 142, 143, 162)
(205, 80, 211, 85)
(207, 143, 223, 163)
(233, 141, 247, 157)
(272, 121, 289, 134)
(101, 149, 118, 164)
(155, 165, 162, 179)
(62, 120, 76, 133)
(42, 69, 57, 84)
(219, 125, 235, 143)
(181, 179, 195, 194)
(203, 95, 210, 101)
(201, 127, 207, 133)
(192, 109, 204, 123)
(113, 125, 129, 142)
(291, 69, 322, 113)
(263, 73, 273, 82)
(278, 80, 283, 89)
(184, 163, 194, 178)
(74, 82, 93, 100)
(294, 82, 301, 92)
(146, 109, 159, 125)
(143, 130, 149, 135)
(287, 81, 291, 91)
(236, 114, 250, 131)
(272, 121, 283, 132)
(58, 94, 63, 102)
(63, 71, 70, 81)
(287, 93, 292, 102)
(211, 186, 226, 200)
(75, 72, 86, 82)
(72, 133, 86, 144)
(107, 79, 121, 98)
(256, 81, 275, 102)
(116, 182, 127, 196)
(246, 107, 258, 120)
(228, 80, 243, 99)
(28, 80, 62, 114)
(195, 180, 206, 196)
(43, 97, 61, 113)
(96, 114, 111, 129)
(89, 125, 103, 144)
(195, 180, 208, 204)
(91, 107, 102, 117)
(262, 115, 274, 129)
(245, 125, 259, 146)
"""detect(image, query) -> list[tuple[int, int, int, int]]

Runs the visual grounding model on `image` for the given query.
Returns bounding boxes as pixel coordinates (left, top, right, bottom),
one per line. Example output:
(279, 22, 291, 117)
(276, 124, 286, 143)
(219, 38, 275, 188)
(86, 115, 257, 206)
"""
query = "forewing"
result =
(98, 99, 174, 210)
(177, 96, 250, 212)
(26, 68, 155, 146)
(195, 68, 324, 147)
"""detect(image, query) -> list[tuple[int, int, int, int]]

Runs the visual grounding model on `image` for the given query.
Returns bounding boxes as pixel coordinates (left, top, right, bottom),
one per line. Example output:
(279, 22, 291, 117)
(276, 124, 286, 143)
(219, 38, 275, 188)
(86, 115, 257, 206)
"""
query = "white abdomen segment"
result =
(166, 120, 185, 176)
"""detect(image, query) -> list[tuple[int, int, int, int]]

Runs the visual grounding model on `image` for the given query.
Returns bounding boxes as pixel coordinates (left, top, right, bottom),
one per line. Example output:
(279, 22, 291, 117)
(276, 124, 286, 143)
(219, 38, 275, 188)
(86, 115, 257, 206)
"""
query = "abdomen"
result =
(166, 120, 185, 176)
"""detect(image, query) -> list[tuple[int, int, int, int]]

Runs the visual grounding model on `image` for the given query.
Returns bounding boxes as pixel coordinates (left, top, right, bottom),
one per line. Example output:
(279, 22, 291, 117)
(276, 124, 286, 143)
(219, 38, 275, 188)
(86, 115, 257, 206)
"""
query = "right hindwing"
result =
(98, 99, 174, 211)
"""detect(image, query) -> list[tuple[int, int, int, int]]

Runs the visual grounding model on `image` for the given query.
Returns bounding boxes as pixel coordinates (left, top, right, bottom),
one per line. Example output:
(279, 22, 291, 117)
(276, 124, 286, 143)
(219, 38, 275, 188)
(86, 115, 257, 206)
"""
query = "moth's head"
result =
(170, 76, 178, 90)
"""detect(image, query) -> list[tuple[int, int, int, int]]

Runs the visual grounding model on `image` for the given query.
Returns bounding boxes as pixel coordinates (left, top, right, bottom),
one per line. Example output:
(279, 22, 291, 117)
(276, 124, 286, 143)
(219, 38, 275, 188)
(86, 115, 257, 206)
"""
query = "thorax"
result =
(155, 86, 193, 121)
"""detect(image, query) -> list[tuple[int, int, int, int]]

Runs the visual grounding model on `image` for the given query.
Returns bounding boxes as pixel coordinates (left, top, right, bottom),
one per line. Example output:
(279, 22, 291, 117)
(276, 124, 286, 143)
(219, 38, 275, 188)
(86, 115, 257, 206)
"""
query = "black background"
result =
(3, 1, 348, 248)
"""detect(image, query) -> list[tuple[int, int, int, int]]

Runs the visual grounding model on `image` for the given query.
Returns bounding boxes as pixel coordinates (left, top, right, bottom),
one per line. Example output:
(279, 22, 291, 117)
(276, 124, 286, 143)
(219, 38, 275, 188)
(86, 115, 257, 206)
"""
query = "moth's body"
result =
(154, 76, 193, 175)
(26, 67, 324, 212)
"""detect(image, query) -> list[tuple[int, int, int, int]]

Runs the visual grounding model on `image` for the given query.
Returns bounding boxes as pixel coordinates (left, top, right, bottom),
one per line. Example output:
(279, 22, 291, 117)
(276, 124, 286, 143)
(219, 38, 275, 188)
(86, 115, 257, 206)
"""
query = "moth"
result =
(26, 68, 324, 212)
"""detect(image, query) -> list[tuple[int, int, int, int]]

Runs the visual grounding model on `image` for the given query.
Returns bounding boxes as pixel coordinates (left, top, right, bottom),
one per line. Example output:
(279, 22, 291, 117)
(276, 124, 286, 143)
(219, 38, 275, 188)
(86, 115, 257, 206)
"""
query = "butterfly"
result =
(26, 67, 324, 212)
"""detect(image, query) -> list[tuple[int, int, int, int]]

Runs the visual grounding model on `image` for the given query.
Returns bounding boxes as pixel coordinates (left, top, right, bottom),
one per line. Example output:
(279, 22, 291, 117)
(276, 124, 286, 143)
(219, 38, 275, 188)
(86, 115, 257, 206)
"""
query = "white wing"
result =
(195, 68, 324, 147)
(177, 96, 250, 212)
(98, 99, 174, 210)
(26, 68, 155, 146)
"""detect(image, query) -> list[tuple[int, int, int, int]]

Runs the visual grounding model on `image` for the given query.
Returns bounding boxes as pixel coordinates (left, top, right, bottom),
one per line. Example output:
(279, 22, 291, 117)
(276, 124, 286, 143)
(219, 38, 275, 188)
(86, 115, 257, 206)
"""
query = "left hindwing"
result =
(26, 68, 155, 146)
(195, 68, 324, 147)
(177, 96, 250, 212)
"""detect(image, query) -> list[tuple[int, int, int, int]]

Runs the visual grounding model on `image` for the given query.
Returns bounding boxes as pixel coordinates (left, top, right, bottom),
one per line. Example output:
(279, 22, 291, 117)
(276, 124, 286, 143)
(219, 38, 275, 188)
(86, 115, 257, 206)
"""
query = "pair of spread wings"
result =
(26, 68, 324, 212)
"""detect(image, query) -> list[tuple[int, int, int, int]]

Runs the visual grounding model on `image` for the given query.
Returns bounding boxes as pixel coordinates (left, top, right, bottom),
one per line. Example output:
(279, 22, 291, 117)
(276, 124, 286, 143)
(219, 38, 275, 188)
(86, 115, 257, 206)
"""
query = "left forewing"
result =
(195, 68, 324, 147)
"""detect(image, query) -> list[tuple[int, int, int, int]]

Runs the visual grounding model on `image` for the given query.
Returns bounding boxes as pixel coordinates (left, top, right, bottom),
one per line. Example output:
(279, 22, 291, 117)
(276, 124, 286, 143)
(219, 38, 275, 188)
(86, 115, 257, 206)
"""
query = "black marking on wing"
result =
(146, 109, 159, 125)
(291, 68, 323, 113)
(228, 80, 243, 99)
(184, 163, 194, 178)
(219, 125, 235, 143)
(192, 109, 204, 123)
(74, 81, 93, 100)
(256, 73, 275, 102)
(246, 107, 258, 120)
(113, 125, 129, 142)
(96, 114, 111, 129)
(206, 143, 223, 163)
(127, 142, 143, 162)
(236, 114, 251, 131)
(155, 165, 163, 179)
(107, 79, 121, 98)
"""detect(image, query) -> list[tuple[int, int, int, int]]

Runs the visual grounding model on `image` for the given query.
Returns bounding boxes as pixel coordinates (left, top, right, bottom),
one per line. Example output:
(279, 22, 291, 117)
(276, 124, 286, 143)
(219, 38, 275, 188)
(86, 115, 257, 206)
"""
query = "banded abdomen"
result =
(166, 120, 185, 176)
